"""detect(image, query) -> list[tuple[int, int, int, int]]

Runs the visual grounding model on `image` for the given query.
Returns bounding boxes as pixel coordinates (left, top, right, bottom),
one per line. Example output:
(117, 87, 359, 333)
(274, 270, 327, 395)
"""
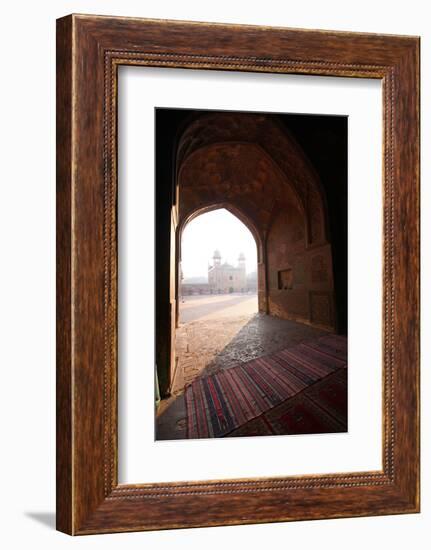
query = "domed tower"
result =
(237, 252, 247, 292)
(213, 249, 222, 266)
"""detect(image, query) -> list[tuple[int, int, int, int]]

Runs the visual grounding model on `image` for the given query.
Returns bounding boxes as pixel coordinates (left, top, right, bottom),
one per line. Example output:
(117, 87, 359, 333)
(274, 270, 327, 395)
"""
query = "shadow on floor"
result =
(204, 313, 327, 375)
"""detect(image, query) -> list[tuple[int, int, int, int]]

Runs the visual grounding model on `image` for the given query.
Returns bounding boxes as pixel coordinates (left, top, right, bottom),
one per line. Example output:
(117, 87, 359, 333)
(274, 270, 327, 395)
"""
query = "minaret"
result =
(238, 252, 246, 271)
(213, 249, 221, 267)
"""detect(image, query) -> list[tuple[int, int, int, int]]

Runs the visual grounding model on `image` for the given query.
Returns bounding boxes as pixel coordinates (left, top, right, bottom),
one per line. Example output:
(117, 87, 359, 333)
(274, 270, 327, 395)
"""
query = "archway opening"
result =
(179, 208, 258, 324)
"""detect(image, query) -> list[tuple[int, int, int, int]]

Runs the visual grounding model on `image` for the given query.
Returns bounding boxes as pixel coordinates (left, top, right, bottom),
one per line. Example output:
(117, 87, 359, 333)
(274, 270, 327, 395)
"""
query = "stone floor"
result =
(173, 310, 327, 391)
(156, 295, 328, 440)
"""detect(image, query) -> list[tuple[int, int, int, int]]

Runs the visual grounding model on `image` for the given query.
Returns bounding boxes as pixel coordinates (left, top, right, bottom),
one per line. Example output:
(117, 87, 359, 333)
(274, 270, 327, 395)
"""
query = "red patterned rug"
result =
(185, 334, 347, 438)
(227, 368, 347, 437)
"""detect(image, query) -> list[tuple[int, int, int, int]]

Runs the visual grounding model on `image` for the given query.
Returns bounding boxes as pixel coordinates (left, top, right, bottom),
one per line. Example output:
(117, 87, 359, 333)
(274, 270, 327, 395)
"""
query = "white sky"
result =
(181, 209, 258, 279)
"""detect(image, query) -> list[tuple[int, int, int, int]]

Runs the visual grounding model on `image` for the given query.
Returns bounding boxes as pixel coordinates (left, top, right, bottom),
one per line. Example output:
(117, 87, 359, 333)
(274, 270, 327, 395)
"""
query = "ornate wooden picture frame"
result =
(56, 14, 420, 534)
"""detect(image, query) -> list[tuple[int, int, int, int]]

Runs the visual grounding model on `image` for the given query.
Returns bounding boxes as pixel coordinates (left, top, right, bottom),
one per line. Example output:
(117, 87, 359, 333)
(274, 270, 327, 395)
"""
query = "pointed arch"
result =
(174, 111, 336, 331)
(178, 202, 263, 263)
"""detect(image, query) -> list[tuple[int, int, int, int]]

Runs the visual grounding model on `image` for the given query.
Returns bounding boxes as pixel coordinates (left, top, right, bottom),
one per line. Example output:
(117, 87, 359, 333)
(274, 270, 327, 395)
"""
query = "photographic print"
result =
(155, 108, 348, 441)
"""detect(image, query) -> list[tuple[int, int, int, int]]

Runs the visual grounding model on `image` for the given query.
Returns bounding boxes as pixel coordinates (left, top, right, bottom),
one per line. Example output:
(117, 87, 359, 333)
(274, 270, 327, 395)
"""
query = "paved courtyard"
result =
(179, 293, 258, 323)
(156, 294, 328, 440)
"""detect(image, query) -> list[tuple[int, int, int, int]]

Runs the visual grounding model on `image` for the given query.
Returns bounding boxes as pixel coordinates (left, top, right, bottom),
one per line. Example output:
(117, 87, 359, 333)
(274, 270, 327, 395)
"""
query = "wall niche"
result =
(278, 268, 293, 290)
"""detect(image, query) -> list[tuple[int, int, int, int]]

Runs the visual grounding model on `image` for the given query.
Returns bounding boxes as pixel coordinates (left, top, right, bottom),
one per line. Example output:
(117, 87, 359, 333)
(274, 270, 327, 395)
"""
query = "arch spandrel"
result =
(177, 113, 327, 246)
(178, 142, 305, 239)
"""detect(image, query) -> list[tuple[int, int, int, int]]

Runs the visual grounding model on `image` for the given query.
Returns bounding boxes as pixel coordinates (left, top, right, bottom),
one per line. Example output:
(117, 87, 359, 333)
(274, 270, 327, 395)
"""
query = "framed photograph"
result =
(56, 14, 420, 534)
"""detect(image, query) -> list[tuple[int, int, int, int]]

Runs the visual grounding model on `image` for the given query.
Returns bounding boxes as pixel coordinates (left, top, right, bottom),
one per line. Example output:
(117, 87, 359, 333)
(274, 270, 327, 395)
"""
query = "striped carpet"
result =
(185, 334, 347, 439)
(227, 368, 347, 437)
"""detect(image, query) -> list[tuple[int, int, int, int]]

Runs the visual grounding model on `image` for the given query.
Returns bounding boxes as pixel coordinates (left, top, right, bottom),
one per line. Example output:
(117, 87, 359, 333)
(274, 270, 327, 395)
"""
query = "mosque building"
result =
(181, 250, 251, 295)
(208, 250, 247, 294)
